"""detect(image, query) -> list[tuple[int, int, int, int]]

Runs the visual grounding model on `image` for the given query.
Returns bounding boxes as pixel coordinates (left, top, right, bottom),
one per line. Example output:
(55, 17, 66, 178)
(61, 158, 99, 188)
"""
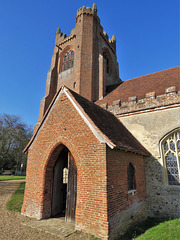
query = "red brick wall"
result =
(106, 147, 147, 238)
(38, 7, 120, 123)
(22, 92, 109, 239)
(22, 91, 148, 239)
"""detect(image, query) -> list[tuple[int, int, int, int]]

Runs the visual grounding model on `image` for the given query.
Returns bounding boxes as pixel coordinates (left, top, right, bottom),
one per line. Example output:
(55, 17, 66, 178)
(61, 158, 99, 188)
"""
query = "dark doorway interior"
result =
(51, 146, 77, 222)
(51, 147, 68, 217)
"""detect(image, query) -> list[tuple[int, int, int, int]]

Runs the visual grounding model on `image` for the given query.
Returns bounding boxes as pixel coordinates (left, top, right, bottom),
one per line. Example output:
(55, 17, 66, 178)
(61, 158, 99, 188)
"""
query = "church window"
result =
(103, 52, 109, 74)
(162, 130, 180, 186)
(62, 50, 74, 71)
(74, 82, 76, 89)
(127, 163, 136, 191)
(63, 167, 68, 184)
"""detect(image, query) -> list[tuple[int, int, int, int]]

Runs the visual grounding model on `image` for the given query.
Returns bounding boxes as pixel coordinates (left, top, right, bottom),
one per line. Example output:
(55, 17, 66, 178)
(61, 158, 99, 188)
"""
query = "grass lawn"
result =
(134, 218, 180, 240)
(0, 175, 26, 181)
(6, 182, 25, 212)
(6, 181, 180, 240)
(120, 217, 180, 240)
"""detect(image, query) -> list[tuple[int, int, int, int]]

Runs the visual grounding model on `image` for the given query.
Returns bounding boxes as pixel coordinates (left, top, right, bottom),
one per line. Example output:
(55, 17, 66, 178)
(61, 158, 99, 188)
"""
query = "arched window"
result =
(127, 163, 136, 191)
(62, 50, 74, 71)
(162, 130, 180, 186)
(103, 52, 109, 74)
(63, 167, 68, 184)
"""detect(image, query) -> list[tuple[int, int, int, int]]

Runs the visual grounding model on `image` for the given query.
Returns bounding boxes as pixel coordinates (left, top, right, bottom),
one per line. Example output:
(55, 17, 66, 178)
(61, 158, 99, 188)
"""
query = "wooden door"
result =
(65, 152, 77, 222)
(51, 155, 64, 216)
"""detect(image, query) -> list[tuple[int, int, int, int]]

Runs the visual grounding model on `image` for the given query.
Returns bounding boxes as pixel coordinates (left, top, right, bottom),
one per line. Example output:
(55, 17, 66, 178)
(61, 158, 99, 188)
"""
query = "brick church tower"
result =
(22, 4, 151, 240)
(37, 3, 121, 126)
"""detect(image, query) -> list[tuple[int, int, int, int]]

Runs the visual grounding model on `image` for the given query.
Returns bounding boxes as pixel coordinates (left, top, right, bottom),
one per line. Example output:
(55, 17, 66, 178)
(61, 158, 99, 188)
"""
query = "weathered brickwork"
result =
(100, 88, 180, 116)
(22, 93, 109, 239)
(37, 4, 121, 125)
(23, 3, 180, 240)
(107, 147, 147, 238)
(22, 90, 148, 239)
(96, 66, 180, 106)
(97, 71, 180, 230)
(117, 107, 180, 218)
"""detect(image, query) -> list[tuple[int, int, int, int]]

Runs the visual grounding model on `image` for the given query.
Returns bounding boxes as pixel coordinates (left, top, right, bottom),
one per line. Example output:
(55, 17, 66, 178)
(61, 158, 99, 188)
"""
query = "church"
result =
(21, 4, 180, 240)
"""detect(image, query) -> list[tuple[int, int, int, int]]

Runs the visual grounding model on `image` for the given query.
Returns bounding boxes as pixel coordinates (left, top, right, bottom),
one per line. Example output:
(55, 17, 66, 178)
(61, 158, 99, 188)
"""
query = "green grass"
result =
(134, 218, 180, 240)
(6, 182, 25, 212)
(5, 181, 180, 240)
(90, 237, 101, 240)
(0, 175, 26, 181)
(119, 217, 180, 240)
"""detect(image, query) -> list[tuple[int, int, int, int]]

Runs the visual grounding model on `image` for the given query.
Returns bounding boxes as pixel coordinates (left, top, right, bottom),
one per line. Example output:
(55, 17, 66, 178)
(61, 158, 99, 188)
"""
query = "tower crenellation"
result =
(76, 3, 98, 19)
(37, 3, 121, 126)
(22, 3, 180, 239)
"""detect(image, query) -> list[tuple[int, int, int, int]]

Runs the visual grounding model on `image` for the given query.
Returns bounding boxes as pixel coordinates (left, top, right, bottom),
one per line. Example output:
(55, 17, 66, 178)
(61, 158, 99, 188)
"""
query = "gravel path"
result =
(0, 180, 91, 240)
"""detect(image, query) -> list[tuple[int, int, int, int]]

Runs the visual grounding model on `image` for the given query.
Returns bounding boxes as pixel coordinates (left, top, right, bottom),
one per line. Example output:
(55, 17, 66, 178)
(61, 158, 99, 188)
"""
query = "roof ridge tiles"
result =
(24, 85, 150, 156)
(67, 88, 150, 156)
(96, 66, 180, 106)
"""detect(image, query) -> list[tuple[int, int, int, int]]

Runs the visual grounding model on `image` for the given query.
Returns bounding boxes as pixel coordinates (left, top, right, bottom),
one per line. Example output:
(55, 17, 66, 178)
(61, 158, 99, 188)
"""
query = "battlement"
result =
(55, 27, 76, 46)
(100, 86, 180, 115)
(38, 3, 121, 122)
(55, 4, 98, 46)
(76, 3, 97, 18)
(76, 6, 94, 17)
(55, 4, 116, 52)
(100, 30, 116, 53)
(76, 3, 116, 52)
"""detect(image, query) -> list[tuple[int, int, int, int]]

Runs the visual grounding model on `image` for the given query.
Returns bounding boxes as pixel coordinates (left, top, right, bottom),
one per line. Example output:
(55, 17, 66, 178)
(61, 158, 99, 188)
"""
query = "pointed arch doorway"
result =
(51, 146, 77, 223)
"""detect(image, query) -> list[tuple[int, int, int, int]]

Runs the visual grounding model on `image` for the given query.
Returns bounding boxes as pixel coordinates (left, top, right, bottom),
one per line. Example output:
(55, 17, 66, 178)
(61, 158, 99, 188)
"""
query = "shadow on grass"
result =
(117, 217, 174, 240)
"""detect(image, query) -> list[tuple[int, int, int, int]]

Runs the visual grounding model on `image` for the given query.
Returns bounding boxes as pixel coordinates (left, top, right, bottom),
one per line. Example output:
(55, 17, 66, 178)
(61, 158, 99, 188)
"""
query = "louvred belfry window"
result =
(62, 50, 74, 71)
(162, 130, 180, 186)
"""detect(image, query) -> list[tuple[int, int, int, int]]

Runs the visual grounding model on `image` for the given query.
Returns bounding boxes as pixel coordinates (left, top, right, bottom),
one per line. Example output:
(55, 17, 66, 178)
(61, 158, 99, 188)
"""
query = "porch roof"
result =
(24, 86, 150, 156)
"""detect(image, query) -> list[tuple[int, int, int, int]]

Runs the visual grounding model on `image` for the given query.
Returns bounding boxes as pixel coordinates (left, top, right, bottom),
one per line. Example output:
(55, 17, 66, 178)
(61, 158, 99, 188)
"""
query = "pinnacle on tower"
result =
(112, 35, 116, 42)
(92, 3, 97, 14)
(56, 27, 61, 35)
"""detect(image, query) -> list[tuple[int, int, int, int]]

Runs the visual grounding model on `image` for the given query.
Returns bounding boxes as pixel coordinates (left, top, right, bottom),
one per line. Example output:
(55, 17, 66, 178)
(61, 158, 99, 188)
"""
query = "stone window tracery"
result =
(162, 130, 180, 186)
(62, 50, 74, 71)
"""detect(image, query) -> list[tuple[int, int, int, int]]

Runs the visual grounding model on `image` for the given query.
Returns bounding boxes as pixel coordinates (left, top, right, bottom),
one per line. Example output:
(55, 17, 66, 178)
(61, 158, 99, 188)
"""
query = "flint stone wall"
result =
(118, 107, 180, 217)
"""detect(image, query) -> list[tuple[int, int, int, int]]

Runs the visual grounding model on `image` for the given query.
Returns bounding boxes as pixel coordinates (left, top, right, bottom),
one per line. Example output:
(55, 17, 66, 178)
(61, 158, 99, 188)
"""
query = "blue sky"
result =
(0, 0, 179, 127)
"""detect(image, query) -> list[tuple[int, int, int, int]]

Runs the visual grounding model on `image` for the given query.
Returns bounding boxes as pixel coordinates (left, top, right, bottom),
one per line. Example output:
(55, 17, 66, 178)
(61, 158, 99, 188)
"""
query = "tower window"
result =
(73, 82, 76, 89)
(127, 163, 136, 191)
(62, 50, 74, 71)
(162, 130, 180, 186)
(103, 52, 109, 74)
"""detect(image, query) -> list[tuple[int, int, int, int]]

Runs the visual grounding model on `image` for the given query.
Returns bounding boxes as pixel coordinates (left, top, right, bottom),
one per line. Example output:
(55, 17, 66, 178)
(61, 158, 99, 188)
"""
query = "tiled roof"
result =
(96, 66, 180, 106)
(68, 88, 150, 156)
(24, 86, 150, 156)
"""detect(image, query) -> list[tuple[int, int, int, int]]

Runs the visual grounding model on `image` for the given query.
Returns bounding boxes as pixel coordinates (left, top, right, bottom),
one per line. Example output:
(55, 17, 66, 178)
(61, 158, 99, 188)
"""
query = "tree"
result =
(0, 113, 33, 172)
